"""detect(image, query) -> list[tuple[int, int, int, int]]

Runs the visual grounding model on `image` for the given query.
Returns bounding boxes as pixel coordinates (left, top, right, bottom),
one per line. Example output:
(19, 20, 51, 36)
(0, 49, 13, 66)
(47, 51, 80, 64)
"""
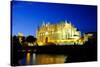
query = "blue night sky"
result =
(11, 1, 97, 37)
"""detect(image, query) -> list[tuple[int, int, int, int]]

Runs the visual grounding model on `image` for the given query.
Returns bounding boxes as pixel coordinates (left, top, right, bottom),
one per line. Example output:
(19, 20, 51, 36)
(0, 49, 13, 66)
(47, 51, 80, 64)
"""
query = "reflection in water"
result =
(32, 53, 36, 64)
(36, 54, 67, 64)
(26, 53, 31, 65)
(20, 53, 67, 65)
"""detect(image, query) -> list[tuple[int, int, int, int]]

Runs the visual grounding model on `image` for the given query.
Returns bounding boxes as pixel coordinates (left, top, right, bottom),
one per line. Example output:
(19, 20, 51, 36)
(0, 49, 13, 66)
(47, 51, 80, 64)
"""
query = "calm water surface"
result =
(19, 53, 68, 65)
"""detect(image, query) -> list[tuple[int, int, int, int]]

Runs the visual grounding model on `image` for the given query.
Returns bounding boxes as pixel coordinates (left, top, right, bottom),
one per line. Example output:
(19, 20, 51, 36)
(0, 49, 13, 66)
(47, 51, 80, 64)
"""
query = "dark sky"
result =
(11, 1, 97, 37)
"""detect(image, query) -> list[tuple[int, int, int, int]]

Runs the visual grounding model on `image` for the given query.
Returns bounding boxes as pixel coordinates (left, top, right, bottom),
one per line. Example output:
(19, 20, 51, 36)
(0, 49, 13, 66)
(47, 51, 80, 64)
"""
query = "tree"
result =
(26, 35, 37, 43)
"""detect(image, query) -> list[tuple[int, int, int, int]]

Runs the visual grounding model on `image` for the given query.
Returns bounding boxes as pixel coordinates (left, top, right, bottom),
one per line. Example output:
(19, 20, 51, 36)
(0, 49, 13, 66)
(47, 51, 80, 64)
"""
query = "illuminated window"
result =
(45, 32, 48, 35)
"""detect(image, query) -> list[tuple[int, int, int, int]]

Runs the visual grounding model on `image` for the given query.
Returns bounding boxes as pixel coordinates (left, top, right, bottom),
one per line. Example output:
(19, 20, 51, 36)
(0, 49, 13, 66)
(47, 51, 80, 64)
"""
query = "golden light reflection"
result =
(36, 54, 67, 64)
(26, 53, 31, 65)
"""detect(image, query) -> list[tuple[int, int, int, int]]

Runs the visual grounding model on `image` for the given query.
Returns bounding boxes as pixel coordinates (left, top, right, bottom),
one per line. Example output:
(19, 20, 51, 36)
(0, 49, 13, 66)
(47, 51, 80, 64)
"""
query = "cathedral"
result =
(36, 20, 81, 46)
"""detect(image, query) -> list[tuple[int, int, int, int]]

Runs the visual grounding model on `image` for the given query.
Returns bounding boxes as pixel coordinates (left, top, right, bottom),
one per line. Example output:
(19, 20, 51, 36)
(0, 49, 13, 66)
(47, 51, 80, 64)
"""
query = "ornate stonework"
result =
(36, 21, 81, 45)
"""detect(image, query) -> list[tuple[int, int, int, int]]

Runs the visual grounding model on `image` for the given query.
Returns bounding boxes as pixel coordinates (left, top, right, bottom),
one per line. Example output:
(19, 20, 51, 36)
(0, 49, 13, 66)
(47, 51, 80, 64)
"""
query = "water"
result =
(19, 53, 67, 65)
(11, 43, 97, 66)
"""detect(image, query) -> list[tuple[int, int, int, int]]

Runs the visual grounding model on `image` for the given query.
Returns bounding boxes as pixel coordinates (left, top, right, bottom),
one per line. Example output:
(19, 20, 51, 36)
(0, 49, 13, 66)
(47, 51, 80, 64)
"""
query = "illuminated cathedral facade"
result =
(36, 21, 81, 46)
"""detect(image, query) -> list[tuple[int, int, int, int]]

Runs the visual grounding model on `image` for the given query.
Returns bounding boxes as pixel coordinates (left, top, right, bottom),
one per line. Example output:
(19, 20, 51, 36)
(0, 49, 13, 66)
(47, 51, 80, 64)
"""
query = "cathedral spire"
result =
(46, 22, 50, 26)
(47, 22, 50, 25)
(42, 21, 45, 26)
(65, 20, 68, 23)
(65, 20, 69, 25)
